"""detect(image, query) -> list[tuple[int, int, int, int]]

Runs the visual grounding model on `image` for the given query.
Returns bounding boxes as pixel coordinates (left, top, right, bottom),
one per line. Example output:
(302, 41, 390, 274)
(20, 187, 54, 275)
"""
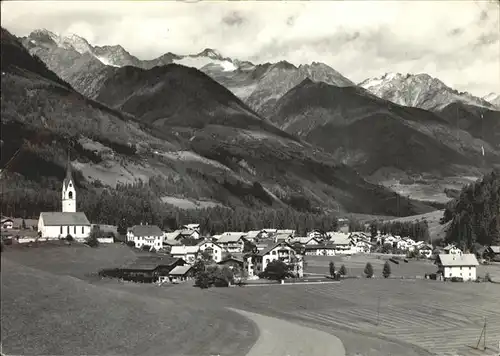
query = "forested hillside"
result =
(441, 170, 500, 248)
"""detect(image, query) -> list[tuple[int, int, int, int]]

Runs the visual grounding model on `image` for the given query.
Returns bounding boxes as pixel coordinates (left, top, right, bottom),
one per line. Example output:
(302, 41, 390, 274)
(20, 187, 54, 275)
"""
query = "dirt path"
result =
(230, 308, 346, 356)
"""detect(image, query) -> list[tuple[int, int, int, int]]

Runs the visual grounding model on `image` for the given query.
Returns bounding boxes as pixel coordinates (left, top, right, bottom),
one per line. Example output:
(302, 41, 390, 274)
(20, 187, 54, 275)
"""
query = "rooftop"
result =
(436, 254, 479, 267)
(40, 212, 90, 226)
(169, 265, 193, 276)
(129, 225, 163, 237)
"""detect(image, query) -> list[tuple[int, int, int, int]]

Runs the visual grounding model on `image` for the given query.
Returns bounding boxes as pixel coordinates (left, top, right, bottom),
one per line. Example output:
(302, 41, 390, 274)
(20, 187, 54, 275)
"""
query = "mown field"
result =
(304, 254, 500, 281)
(1, 243, 258, 356)
(3, 243, 500, 356)
(206, 279, 500, 356)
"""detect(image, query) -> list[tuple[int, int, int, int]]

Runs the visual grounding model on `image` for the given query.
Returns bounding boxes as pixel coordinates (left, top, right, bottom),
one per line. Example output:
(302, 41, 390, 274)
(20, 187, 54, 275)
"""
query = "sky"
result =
(2, 0, 499, 97)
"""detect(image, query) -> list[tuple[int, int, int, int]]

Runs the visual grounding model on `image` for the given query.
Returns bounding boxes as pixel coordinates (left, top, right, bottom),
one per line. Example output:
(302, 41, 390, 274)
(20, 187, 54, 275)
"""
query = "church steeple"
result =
(62, 151, 76, 213)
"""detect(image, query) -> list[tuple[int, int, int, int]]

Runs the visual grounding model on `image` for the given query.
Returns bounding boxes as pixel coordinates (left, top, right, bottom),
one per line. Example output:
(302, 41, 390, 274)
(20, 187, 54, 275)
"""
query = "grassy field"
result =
(1, 243, 258, 356)
(304, 254, 500, 282)
(205, 279, 500, 356)
(3, 243, 500, 356)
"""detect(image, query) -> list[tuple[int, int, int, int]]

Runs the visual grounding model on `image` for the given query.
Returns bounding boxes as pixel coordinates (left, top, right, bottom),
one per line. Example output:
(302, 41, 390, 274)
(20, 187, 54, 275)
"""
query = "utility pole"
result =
(475, 316, 487, 350)
(376, 296, 381, 326)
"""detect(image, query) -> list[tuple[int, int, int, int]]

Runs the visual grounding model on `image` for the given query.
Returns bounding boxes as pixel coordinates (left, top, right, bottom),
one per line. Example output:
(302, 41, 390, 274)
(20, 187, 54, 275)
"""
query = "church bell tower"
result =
(62, 156, 76, 213)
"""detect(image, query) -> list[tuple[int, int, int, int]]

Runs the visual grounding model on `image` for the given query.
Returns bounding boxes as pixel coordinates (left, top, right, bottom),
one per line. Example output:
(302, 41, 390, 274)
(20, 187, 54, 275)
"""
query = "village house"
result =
(484, 245, 500, 261)
(1, 217, 14, 229)
(328, 233, 353, 254)
(197, 240, 224, 262)
(182, 223, 200, 232)
(218, 255, 244, 270)
(108, 256, 185, 283)
(170, 245, 199, 264)
(127, 224, 164, 250)
(260, 229, 277, 239)
(217, 233, 248, 253)
(37, 162, 91, 241)
(443, 244, 463, 255)
(352, 239, 372, 253)
(435, 253, 479, 281)
(418, 244, 434, 258)
(244, 241, 303, 278)
(307, 230, 325, 239)
(289, 236, 321, 246)
(245, 230, 262, 241)
(168, 265, 195, 283)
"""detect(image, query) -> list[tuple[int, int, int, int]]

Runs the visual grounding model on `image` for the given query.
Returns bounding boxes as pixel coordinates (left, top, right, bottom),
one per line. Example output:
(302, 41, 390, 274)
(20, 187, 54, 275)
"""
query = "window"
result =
(82, 226, 84, 234)
(74, 226, 76, 234)
(60, 226, 63, 234)
(68, 191, 73, 199)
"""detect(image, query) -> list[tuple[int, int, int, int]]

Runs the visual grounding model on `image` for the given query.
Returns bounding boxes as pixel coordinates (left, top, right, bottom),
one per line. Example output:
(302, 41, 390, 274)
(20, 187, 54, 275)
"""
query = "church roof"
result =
(40, 212, 90, 226)
(63, 159, 74, 189)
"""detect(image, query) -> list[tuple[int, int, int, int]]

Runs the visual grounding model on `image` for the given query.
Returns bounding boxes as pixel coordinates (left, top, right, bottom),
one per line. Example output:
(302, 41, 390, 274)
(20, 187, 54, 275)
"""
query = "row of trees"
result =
(441, 170, 500, 249)
(1, 173, 341, 236)
(368, 220, 430, 242)
(329, 261, 392, 279)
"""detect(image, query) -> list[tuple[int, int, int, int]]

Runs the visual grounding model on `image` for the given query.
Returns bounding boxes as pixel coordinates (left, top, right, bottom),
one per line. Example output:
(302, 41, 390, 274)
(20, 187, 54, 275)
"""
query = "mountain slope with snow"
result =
(483, 93, 500, 109)
(359, 73, 496, 111)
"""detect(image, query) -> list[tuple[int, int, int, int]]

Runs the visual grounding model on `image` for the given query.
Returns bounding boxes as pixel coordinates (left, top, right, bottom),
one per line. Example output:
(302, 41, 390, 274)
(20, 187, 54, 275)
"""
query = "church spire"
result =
(63, 149, 73, 188)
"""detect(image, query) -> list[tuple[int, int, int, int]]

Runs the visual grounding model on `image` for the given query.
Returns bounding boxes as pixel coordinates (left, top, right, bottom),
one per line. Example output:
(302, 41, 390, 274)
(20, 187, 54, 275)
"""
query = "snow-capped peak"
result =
(58, 33, 93, 54)
(359, 72, 494, 111)
(483, 92, 500, 109)
(195, 48, 223, 60)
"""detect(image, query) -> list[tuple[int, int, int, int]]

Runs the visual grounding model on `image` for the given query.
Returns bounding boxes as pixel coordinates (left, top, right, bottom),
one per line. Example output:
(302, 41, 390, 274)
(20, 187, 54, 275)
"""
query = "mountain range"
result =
(2, 27, 500, 215)
(2, 27, 437, 218)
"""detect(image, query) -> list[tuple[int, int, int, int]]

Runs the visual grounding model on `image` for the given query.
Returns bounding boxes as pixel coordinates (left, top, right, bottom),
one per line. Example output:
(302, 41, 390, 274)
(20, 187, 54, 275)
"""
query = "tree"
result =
(86, 225, 101, 248)
(194, 271, 212, 289)
(364, 262, 374, 278)
(65, 234, 73, 242)
(199, 249, 212, 262)
(329, 261, 336, 277)
(192, 259, 206, 276)
(21, 219, 27, 230)
(126, 240, 135, 248)
(382, 261, 391, 278)
(339, 264, 347, 276)
(370, 222, 378, 240)
(259, 260, 294, 280)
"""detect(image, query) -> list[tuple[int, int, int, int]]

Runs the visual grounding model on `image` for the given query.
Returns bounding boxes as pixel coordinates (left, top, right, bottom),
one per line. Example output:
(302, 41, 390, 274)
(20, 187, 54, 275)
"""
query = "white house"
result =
(435, 254, 479, 281)
(328, 233, 353, 254)
(244, 241, 303, 278)
(197, 240, 224, 263)
(443, 244, 462, 255)
(171, 245, 199, 264)
(127, 225, 164, 250)
(37, 162, 91, 241)
(1, 217, 14, 229)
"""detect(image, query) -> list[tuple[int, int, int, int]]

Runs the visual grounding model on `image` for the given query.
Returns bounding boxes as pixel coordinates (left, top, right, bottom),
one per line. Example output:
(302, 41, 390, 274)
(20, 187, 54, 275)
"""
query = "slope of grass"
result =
(1, 245, 257, 356)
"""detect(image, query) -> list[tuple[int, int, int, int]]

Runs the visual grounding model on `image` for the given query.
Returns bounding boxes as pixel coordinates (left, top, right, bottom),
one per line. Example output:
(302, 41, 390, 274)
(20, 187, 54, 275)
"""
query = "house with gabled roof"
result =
(435, 253, 479, 281)
(127, 224, 164, 250)
(168, 265, 195, 283)
(1, 217, 14, 229)
(289, 236, 321, 246)
(443, 244, 462, 255)
(110, 256, 185, 283)
(170, 245, 199, 263)
(244, 241, 303, 278)
(217, 233, 248, 253)
(197, 240, 224, 262)
(484, 245, 500, 261)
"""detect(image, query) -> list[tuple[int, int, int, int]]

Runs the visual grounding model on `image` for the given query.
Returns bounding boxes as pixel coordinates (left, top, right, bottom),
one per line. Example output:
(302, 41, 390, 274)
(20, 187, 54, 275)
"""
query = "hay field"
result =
(206, 279, 500, 356)
(1, 244, 258, 356)
(305, 254, 500, 281)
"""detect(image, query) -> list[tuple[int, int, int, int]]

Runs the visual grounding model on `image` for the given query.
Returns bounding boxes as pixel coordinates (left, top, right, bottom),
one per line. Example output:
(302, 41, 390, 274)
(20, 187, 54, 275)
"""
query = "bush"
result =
(195, 271, 212, 289)
(259, 260, 294, 280)
(126, 240, 136, 248)
(65, 234, 73, 241)
(364, 262, 374, 278)
(329, 261, 335, 277)
(339, 264, 347, 276)
(382, 261, 391, 278)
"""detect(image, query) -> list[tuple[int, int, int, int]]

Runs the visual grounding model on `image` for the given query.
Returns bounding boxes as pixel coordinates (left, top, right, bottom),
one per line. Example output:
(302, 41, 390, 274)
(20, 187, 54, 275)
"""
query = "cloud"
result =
(1, 0, 499, 96)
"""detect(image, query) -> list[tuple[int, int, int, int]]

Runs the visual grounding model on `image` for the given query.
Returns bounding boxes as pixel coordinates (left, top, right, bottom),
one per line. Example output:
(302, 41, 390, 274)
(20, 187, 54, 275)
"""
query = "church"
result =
(37, 161, 91, 241)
